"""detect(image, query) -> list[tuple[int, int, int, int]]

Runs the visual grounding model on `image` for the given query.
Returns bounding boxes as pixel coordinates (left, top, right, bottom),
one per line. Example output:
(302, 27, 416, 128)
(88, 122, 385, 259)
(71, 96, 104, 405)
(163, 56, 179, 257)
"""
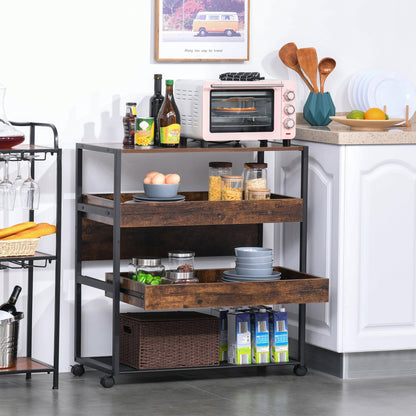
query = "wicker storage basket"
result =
(0, 238, 40, 257)
(120, 311, 220, 370)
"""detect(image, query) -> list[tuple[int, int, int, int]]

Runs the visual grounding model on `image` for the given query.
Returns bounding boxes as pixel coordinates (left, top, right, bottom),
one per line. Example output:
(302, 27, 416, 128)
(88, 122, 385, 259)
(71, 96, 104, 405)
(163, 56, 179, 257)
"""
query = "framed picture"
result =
(155, 0, 250, 61)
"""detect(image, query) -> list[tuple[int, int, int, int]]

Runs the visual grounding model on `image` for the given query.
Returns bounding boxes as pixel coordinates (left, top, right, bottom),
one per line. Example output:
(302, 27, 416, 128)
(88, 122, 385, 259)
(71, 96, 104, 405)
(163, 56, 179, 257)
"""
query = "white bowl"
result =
(235, 247, 273, 258)
(235, 266, 274, 276)
(144, 183, 179, 198)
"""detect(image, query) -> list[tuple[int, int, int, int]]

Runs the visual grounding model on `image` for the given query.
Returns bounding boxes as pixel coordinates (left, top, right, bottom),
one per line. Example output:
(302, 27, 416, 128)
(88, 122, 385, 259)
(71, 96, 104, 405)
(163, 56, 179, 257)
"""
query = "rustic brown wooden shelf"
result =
(82, 191, 303, 227)
(105, 267, 329, 310)
(0, 358, 53, 374)
(78, 141, 304, 154)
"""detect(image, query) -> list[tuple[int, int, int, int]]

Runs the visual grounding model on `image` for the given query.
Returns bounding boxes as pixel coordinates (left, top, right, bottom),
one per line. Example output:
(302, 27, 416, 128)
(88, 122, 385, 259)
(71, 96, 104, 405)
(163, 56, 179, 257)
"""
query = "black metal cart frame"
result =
(74, 141, 308, 387)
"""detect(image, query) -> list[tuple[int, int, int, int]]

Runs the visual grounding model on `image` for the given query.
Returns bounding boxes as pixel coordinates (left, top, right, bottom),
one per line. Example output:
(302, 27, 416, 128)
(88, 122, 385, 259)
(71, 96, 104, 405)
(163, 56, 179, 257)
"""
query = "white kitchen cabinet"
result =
(277, 140, 416, 354)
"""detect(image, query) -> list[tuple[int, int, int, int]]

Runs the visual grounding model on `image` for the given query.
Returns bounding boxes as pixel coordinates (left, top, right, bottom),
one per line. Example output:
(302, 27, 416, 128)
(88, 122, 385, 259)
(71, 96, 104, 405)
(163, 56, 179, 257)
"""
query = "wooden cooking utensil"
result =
(318, 57, 336, 93)
(296, 47, 319, 94)
(278, 42, 314, 92)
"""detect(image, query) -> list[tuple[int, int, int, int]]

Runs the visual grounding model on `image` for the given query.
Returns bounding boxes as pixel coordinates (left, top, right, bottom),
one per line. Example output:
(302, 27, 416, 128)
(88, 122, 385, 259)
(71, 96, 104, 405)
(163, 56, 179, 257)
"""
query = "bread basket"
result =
(0, 238, 40, 257)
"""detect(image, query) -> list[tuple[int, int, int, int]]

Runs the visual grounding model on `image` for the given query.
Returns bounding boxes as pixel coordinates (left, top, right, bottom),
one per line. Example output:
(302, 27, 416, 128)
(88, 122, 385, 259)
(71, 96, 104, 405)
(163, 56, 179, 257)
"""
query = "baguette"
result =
(2, 223, 56, 240)
(0, 222, 37, 239)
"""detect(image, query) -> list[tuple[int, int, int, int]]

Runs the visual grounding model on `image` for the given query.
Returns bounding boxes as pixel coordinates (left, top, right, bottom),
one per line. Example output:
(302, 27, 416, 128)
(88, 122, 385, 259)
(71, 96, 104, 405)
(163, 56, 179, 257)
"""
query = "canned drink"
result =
(135, 117, 155, 147)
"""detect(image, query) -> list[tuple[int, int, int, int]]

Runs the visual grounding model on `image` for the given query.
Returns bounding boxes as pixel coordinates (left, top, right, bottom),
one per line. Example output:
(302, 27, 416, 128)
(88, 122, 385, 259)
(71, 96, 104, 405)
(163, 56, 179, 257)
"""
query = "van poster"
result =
(155, 0, 250, 61)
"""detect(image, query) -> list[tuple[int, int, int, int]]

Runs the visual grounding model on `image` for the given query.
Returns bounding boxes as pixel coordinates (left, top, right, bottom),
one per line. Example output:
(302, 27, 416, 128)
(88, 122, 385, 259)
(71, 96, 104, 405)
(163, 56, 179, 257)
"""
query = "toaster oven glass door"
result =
(210, 90, 274, 133)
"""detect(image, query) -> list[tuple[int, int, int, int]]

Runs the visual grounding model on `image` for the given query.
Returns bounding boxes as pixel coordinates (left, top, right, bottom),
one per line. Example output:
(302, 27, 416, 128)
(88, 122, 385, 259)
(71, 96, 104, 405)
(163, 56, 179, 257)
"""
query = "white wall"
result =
(1, 0, 416, 372)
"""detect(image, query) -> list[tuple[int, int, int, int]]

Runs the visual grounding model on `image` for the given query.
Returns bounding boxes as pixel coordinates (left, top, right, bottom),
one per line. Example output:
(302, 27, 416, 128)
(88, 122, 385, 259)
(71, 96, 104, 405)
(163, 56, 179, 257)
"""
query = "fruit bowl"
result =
(144, 183, 179, 198)
(329, 116, 405, 131)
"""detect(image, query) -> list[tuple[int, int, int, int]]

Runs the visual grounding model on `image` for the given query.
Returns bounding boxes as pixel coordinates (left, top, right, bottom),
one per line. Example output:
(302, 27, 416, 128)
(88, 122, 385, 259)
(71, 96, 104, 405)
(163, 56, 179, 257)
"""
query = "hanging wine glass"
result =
(19, 154, 40, 210)
(12, 157, 24, 188)
(0, 154, 16, 210)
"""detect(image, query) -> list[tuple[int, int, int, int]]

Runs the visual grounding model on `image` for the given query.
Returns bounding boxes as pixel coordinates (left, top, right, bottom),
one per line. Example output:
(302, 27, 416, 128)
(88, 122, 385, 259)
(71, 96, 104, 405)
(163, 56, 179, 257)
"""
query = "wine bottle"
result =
(157, 80, 181, 148)
(149, 74, 164, 146)
(0, 285, 22, 315)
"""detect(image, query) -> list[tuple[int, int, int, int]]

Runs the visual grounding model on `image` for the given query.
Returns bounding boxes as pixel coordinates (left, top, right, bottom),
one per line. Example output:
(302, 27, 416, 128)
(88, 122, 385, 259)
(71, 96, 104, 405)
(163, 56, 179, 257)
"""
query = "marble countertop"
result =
(295, 114, 416, 145)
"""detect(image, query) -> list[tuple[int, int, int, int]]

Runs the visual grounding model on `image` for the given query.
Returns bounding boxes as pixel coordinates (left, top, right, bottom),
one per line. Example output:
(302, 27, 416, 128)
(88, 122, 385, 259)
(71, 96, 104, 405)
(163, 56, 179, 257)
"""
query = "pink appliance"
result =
(174, 79, 296, 142)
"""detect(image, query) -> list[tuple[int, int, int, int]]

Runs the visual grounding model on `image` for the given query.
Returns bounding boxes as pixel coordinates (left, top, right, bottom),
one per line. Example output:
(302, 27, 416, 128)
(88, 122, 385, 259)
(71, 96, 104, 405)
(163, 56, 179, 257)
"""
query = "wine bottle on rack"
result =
(0, 285, 22, 315)
(149, 74, 164, 146)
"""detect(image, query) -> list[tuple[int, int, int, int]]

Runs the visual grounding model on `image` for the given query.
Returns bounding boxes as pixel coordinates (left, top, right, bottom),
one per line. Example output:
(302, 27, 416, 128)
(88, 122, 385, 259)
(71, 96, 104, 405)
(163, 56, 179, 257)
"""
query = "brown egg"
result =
(165, 173, 181, 184)
(143, 176, 152, 184)
(151, 173, 166, 184)
(146, 171, 160, 179)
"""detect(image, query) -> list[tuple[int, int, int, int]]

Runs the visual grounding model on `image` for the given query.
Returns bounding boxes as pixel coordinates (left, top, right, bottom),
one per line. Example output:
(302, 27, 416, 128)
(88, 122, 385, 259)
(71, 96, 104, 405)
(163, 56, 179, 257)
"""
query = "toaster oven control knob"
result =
(284, 104, 296, 115)
(284, 118, 295, 129)
(284, 90, 295, 101)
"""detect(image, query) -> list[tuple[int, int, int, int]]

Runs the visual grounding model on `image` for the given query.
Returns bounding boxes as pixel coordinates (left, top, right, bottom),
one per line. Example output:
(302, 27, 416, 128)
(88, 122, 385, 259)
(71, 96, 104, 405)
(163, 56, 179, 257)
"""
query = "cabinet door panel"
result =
(343, 146, 416, 351)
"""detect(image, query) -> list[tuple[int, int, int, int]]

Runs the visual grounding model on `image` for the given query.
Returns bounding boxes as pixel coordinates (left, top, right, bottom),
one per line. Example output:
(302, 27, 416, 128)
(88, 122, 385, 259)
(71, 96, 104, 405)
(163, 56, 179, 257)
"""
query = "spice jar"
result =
(167, 250, 195, 272)
(247, 188, 271, 200)
(166, 270, 199, 284)
(243, 163, 268, 199)
(130, 257, 165, 279)
(221, 175, 243, 201)
(209, 161, 232, 201)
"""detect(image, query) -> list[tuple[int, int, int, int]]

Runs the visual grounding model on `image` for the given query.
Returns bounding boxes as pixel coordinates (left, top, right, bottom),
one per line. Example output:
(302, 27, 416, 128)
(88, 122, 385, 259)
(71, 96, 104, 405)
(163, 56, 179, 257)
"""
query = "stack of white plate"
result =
(222, 247, 281, 282)
(348, 69, 416, 119)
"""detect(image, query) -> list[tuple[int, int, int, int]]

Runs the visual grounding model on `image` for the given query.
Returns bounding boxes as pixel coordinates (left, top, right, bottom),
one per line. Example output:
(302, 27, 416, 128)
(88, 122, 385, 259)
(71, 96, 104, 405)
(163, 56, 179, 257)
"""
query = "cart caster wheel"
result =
(71, 364, 85, 377)
(293, 364, 308, 376)
(100, 375, 115, 388)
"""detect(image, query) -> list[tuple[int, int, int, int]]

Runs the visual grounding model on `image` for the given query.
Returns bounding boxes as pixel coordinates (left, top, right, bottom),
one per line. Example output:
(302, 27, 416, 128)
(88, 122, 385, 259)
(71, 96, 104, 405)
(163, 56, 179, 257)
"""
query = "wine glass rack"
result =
(0, 122, 61, 389)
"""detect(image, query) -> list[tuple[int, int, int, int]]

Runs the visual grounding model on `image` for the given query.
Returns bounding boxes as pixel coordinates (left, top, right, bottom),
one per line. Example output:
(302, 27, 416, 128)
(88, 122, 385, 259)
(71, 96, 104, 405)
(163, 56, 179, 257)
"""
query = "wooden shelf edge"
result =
(0, 357, 53, 373)
(105, 267, 329, 310)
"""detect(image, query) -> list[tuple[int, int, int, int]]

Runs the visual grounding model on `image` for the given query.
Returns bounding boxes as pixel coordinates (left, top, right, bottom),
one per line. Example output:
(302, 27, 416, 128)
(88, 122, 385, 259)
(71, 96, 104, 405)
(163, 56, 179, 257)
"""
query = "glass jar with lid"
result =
(209, 161, 232, 201)
(166, 270, 199, 284)
(243, 163, 268, 199)
(221, 175, 243, 201)
(247, 188, 271, 200)
(130, 257, 165, 279)
(167, 250, 195, 272)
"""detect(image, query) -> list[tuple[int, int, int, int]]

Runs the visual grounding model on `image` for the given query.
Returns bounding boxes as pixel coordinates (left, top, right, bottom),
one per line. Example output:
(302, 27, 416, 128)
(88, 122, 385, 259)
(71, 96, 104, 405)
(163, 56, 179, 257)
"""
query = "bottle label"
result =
(160, 123, 180, 144)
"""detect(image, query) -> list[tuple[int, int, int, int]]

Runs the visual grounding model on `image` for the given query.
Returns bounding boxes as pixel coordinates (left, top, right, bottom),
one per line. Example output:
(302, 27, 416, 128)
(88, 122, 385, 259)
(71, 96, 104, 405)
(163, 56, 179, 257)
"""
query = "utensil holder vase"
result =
(303, 92, 335, 126)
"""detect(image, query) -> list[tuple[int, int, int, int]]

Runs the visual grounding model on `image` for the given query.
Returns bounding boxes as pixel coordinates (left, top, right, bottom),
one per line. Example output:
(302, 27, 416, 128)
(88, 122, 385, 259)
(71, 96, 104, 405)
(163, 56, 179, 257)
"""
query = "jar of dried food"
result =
(130, 257, 165, 279)
(247, 188, 271, 200)
(209, 161, 232, 201)
(221, 175, 243, 201)
(167, 250, 195, 272)
(166, 270, 199, 284)
(243, 163, 268, 200)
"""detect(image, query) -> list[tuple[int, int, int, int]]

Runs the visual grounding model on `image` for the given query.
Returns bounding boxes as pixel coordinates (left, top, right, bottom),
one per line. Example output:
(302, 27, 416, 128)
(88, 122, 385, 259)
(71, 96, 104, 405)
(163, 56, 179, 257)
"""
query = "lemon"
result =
(346, 110, 365, 120)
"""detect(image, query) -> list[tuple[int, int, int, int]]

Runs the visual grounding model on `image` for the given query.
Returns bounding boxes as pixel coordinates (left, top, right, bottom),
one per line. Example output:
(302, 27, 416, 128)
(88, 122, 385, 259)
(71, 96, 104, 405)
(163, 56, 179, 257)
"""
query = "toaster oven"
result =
(174, 79, 296, 142)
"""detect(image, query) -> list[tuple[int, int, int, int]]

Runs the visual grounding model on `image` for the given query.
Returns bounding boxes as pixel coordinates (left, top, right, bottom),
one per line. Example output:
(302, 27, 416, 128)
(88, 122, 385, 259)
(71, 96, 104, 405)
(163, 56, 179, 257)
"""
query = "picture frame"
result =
(155, 0, 250, 62)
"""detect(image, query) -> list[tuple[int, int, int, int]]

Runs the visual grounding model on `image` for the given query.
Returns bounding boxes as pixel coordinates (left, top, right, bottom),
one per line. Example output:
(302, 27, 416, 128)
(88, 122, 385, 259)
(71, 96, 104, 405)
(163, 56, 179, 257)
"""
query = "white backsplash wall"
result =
(1, 0, 416, 371)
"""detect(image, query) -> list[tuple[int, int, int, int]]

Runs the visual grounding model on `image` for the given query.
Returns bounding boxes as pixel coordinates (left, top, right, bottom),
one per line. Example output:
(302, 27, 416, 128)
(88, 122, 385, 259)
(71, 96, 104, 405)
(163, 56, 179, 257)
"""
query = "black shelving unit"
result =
(73, 140, 327, 388)
(0, 122, 62, 389)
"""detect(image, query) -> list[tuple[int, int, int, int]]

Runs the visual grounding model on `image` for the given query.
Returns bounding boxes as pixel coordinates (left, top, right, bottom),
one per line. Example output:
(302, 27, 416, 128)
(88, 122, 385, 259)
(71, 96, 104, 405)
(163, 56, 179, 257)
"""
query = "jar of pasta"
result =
(243, 163, 268, 200)
(247, 188, 271, 200)
(209, 161, 232, 201)
(221, 175, 243, 200)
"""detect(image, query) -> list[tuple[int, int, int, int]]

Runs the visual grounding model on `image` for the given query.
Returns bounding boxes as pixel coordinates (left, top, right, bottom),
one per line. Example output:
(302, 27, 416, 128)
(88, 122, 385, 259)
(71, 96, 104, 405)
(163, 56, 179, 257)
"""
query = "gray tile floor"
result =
(1, 366, 415, 416)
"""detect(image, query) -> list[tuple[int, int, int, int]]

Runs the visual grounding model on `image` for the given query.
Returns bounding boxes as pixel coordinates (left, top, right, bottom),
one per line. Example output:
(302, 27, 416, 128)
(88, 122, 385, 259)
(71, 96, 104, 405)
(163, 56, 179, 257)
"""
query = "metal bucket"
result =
(0, 313, 23, 369)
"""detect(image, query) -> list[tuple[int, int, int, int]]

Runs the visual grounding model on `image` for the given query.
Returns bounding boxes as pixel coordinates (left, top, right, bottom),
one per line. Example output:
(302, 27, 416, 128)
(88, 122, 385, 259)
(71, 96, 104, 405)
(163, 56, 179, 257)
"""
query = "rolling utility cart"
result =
(73, 140, 328, 388)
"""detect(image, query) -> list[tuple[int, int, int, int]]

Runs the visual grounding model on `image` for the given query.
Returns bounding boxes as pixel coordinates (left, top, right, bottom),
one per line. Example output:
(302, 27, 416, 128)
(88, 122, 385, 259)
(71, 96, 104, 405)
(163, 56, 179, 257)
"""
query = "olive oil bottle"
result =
(157, 80, 181, 147)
